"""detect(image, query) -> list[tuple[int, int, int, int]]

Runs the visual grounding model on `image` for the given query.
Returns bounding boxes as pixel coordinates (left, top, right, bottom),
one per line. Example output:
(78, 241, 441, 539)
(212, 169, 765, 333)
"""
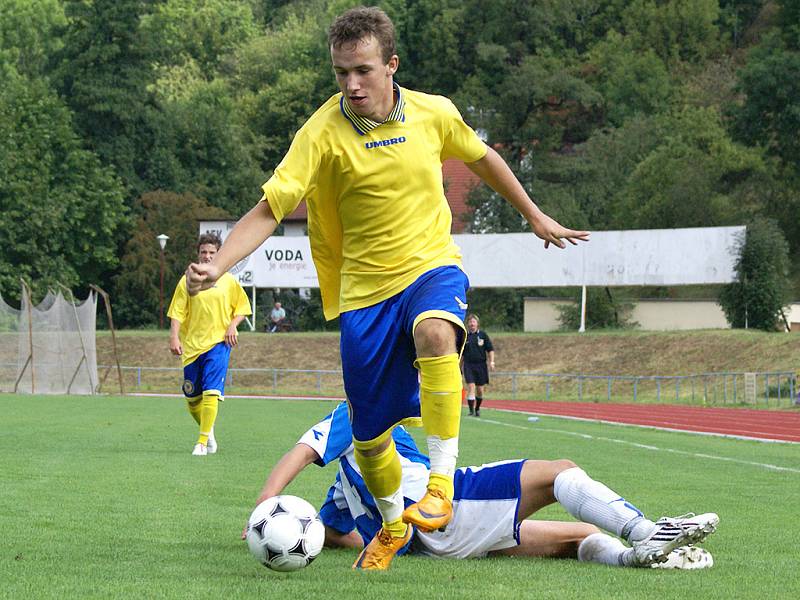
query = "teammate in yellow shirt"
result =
(168, 233, 251, 456)
(186, 6, 588, 568)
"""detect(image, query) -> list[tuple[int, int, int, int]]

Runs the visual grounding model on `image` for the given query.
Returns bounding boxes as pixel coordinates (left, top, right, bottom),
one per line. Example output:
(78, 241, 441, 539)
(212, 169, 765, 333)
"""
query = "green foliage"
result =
(140, 0, 258, 72)
(729, 33, 800, 174)
(258, 288, 339, 332)
(0, 0, 66, 77)
(0, 71, 127, 302)
(556, 287, 637, 330)
(719, 218, 792, 331)
(146, 77, 264, 216)
(589, 31, 673, 126)
(464, 288, 540, 331)
(53, 0, 158, 197)
(112, 191, 229, 327)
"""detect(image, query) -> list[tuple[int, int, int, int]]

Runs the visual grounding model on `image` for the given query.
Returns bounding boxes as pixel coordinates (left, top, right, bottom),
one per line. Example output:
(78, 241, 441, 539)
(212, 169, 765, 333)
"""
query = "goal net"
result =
(0, 284, 98, 394)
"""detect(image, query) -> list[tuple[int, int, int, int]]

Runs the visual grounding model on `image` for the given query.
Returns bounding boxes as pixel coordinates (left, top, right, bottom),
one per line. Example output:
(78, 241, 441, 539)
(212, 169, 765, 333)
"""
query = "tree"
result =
(0, 71, 127, 301)
(139, 0, 258, 73)
(112, 191, 229, 327)
(53, 0, 158, 197)
(0, 0, 66, 78)
(719, 218, 792, 331)
(729, 33, 800, 174)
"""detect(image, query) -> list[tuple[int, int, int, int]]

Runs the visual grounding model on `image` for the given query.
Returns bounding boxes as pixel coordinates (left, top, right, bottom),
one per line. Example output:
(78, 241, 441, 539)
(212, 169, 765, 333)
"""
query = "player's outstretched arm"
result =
(466, 146, 590, 249)
(186, 200, 279, 295)
(255, 443, 319, 505)
(242, 443, 319, 540)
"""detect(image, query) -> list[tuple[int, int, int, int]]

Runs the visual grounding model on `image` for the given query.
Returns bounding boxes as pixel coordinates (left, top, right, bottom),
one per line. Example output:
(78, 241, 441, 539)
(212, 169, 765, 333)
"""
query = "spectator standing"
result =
(462, 314, 494, 417)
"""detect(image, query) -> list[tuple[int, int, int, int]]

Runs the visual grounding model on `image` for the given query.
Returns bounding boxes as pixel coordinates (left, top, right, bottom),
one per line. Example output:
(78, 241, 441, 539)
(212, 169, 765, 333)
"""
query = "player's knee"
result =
(551, 459, 578, 475)
(414, 318, 458, 356)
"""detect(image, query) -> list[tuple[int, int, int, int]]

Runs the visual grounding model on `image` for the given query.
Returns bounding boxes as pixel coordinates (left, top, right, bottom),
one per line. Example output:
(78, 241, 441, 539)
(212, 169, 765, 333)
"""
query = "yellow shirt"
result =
(167, 272, 251, 366)
(262, 86, 487, 320)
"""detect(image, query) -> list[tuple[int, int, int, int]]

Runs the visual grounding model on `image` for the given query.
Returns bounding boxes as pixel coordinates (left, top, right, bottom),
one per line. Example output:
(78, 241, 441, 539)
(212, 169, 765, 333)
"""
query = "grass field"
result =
(4, 394, 799, 599)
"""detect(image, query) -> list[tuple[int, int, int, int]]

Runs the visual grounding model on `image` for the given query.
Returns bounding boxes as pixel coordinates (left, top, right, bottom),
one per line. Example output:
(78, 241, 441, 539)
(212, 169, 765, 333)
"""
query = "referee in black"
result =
(462, 314, 495, 417)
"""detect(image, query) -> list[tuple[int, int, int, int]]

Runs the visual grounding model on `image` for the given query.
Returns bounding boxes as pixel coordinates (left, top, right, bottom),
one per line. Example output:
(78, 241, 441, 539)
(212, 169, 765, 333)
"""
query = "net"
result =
(0, 285, 98, 394)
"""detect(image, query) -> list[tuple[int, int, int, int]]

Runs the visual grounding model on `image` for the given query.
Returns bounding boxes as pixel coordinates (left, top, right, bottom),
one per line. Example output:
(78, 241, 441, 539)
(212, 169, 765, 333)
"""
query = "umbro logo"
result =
(365, 136, 407, 149)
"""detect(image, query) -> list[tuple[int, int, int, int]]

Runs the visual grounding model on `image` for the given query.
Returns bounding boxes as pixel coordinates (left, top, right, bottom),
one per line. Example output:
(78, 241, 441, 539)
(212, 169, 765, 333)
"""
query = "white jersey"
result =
(297, 402, 430, 546)
(298, 401, 525, 558)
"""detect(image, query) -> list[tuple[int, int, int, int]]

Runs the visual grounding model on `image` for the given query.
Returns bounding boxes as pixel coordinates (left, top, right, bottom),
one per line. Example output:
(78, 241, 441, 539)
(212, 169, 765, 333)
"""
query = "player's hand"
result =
(242, 525, 248, 540)
(186, 262, 221, 296)
(225, 324, 239, 347)
(489, 360, 495, 371)
(530, 213, 590, 249)
(169, 337, 182, 356)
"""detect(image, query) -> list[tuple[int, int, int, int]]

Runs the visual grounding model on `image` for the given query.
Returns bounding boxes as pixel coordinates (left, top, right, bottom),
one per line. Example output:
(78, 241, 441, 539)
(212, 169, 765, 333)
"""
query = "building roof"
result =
(282, 160, 482, 232)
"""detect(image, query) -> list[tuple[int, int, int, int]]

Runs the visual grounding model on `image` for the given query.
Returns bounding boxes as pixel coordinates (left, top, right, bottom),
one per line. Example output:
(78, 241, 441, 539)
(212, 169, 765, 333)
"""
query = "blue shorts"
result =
(339, 265, 469, 442)
(181, 342, 231, 400)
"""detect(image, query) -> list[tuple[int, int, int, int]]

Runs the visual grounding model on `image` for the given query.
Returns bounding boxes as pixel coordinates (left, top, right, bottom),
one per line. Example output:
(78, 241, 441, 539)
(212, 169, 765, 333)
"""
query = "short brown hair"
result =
(466, 314, 480, 324)
(197, 232, 222, 252)
(328, 6, 396, 64)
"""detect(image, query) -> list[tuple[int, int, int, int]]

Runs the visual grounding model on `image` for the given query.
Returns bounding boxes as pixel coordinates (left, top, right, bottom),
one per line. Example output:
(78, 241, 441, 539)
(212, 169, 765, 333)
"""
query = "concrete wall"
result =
(631, 300, 728, 330)
(524, 298, 800, 332)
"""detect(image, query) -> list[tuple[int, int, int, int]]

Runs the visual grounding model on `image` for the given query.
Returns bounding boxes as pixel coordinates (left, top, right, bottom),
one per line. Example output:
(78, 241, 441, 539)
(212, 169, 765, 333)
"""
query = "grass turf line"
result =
(3, 394, 798, 599)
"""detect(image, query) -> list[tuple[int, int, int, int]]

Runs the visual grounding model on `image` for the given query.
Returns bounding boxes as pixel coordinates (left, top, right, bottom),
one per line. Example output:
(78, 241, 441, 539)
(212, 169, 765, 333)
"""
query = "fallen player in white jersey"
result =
(246, 402, 717, 569)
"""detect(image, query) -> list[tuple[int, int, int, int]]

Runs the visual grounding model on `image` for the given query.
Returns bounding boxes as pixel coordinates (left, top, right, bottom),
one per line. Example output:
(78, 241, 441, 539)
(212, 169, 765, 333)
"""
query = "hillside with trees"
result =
(1, 0, 798, 330)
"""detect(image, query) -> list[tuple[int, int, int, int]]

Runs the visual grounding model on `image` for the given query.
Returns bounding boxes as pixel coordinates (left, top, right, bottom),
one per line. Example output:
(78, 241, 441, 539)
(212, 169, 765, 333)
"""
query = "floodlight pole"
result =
(157, 234, 169, 329)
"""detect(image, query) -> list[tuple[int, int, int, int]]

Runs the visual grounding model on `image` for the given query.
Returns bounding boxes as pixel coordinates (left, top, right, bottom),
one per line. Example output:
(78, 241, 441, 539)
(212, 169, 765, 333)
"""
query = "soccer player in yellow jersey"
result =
(186, 6, 588, 568)
(168, 233, 251, 456)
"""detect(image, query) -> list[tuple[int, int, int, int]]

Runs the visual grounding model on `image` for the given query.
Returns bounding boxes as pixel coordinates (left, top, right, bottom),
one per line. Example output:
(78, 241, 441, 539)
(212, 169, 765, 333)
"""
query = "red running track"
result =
(480, 400, 800, 443)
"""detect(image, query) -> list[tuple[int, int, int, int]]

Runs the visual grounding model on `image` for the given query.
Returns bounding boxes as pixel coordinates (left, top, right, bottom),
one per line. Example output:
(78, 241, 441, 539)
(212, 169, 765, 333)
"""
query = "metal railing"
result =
(97, 366, 799, 408)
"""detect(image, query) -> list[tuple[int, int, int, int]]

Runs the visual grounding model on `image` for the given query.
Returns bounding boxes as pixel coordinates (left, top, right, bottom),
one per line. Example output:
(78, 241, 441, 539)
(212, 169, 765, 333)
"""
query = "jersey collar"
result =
(340, 82, 405, 136)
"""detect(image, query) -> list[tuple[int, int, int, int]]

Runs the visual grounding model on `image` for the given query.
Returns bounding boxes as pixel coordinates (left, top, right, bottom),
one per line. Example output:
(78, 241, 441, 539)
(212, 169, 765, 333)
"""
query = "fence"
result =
(99, 366, 799, 409)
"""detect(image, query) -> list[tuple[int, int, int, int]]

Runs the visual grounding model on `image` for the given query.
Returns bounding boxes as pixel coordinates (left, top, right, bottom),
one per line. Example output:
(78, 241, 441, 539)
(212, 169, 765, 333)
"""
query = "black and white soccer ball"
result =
(245, 495, 325, 572)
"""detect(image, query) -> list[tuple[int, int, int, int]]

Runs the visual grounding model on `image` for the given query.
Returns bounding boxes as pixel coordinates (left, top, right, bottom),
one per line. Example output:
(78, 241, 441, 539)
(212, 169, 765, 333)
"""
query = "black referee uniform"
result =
(462, 330, 493, 385)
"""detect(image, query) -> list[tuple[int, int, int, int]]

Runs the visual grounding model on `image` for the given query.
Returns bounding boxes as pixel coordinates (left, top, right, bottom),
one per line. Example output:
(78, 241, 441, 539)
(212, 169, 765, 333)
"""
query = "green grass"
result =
(3, 394, 799, 599)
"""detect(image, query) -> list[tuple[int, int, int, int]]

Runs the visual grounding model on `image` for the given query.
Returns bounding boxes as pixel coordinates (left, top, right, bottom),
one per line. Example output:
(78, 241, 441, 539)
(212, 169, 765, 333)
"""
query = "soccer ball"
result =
(245, 495, 325, 572)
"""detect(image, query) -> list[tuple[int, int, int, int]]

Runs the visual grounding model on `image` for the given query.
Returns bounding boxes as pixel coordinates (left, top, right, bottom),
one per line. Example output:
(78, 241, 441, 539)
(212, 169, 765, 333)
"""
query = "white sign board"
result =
(200, 222, 743, 288)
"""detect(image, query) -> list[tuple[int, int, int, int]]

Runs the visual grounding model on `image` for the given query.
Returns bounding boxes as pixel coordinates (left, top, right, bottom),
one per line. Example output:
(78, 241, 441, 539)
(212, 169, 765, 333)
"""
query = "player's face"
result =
(467, 318, 478, 332)
(197, 243, 218, 264)
(331, 35, 398, 122)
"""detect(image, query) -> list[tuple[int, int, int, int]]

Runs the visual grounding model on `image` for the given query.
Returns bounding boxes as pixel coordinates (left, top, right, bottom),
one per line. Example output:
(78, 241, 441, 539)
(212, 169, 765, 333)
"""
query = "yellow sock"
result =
(416, 353, 462, 439)
(353, 438, 404, 533)
(198, 391, 219, 445)
(187, 398, 202, 425)
(416, 354, 462, 501)
(428, 473, 455, 499)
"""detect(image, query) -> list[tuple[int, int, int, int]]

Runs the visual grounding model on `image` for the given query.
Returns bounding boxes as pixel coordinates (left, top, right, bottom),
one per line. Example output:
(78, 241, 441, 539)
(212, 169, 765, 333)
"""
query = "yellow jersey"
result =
(262, 86, 487, 320)
(167, 272, 251, 366)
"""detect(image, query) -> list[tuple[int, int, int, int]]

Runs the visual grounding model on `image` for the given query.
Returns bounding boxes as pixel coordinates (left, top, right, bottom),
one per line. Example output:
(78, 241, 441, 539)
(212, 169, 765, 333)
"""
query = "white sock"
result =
(554, 467, 653, 539)
(375, 487, 404, 524)
(577, 533, 629, 566)
(427, 435, 458, 478)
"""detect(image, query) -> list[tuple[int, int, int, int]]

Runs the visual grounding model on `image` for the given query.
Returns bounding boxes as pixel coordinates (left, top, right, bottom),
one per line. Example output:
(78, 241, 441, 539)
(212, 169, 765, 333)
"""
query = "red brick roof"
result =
(283, 161, 482, 233)
(442, 159, 481, 233)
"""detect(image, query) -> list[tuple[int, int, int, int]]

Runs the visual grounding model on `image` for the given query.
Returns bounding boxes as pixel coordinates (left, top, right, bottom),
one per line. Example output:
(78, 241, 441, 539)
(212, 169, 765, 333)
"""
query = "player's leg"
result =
(492, 520, 599, 559)
(475, 382, 485, 417)
(181, 361, 205, 455)
(196, 343, 231, 455)
(411, 317, 462, 511)
(466, 380, 476, 416)
(340, 301, 416, 570)
(552, 464, 718, 566)
(401, 266, 469, 532)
